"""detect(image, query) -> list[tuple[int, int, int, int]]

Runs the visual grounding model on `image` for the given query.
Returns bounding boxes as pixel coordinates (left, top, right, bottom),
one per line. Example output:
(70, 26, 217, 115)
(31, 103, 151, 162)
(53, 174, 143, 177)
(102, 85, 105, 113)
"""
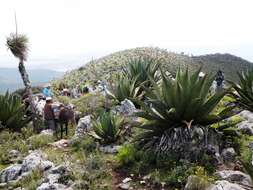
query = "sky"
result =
(0, 0, 253, 71)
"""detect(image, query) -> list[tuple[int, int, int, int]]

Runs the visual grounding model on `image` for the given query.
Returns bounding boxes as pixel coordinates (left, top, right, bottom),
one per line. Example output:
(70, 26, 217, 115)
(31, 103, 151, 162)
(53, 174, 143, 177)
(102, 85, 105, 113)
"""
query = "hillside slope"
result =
(55, 47, 253, 87)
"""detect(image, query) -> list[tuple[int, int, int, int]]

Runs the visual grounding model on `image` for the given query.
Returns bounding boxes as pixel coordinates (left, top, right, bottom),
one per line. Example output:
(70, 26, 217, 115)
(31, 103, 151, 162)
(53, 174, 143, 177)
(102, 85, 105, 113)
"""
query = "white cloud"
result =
(0, 0, 253, 69)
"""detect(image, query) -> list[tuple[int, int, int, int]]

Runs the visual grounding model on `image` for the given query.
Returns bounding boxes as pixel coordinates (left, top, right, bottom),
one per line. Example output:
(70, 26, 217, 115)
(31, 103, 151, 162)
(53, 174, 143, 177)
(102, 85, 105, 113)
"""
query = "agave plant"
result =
(229, 70, 253, 112)
(108, 57, 160, 103)
(123, 56, 161, 87)
(107, 75, 144, 103)
(134, 68, 235, 156)
(92, 111, 125, 145)
(0, 92, 30, 131)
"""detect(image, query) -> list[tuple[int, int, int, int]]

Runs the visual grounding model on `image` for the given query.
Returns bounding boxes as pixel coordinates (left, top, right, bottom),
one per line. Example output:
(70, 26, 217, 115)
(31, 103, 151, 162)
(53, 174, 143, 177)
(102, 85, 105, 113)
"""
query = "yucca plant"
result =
(6, 32, 37, 129)
(134, 68, 235, 157)
(92, 111, 125, 145)
(0, 91, 30, 131)
(229, 70, 253, 112)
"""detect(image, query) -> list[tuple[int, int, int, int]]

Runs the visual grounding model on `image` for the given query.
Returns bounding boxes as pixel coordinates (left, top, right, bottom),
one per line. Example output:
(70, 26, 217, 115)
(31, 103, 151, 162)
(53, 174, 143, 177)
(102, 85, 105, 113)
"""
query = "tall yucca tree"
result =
(229, 70, 253, 112)
(6, 19, 37, 129)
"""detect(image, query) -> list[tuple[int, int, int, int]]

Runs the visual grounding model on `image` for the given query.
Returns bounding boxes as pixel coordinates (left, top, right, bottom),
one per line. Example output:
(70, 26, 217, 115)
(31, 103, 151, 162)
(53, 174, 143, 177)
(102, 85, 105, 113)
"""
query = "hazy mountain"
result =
(0, 68, 63, 93)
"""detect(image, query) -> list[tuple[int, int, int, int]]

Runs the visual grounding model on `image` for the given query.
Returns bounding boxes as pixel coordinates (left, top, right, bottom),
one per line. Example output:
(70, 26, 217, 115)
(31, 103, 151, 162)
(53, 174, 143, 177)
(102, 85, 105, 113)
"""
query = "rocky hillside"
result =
(55, 47, 253, 87)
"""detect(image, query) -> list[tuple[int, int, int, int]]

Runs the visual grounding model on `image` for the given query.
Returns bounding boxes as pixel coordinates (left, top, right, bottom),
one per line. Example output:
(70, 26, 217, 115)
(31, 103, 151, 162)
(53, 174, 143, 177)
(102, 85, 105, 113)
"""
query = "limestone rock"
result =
(113, 99, 136, 116)
(238, 110, 253, 122)
(221, 148, 236, 163)
(40, 129, 54, 136)
(0, 164, 22, 182)
(21, 151, 54, 173)
(208, 180, 247, 190)
(236, 121, 253, 135)
(74, 115, 92, 137)
(215, 170, 252, 187)
(99, 145, 121, 154)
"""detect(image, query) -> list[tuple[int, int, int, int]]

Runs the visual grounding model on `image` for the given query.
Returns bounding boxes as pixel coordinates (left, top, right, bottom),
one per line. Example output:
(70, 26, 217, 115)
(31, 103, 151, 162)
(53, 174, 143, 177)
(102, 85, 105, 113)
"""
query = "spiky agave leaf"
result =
(0, 91, 30, 131)
(228, 70, 253, 112)
(6, 33, 29, 61)
(92, 111, 125, 144)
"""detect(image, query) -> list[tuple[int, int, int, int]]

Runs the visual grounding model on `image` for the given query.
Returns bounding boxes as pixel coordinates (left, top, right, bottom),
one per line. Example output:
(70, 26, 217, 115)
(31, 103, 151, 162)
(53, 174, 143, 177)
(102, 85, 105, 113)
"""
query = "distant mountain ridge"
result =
(55, 47, 253, 87)
(0, 68, 63, 93)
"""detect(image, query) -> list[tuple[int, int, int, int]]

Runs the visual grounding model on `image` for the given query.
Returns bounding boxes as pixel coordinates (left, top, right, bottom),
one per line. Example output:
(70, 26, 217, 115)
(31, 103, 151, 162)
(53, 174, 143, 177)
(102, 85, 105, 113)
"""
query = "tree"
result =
(6, 17, 37, 129)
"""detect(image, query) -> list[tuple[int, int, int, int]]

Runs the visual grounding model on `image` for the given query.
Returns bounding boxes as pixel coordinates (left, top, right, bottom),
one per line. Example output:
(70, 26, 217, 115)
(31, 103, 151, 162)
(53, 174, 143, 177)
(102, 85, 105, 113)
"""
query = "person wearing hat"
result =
(42, 84, 53, 98)
(44, 97, 56, 131)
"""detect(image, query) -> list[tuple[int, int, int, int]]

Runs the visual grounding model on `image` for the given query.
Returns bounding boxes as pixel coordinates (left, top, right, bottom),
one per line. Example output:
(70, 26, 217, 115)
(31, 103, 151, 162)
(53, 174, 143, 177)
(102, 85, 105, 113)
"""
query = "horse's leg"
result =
(60, 123, 63, 139)
(65, 121, 68, 136)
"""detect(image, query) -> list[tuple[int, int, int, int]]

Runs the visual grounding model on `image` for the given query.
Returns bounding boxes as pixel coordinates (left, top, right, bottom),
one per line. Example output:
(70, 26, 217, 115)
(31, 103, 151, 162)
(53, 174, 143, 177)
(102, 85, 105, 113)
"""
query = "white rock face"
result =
(236, 121, 253, 135)
(40, 129, 54, 136)
(113, 99, 137, 116)
(0, 151, 54, 183)
(238, 110, 253, 122)
(37, 182, 68, 190)
(0, 164, 22, 182)
(208, 180, 247, 190)
(215, 170, 253, 187)
(74, 115, 92, 137)
(21, 151, 54, 173)
(99, 145, 122, 154)
(221, 148, 236, 163)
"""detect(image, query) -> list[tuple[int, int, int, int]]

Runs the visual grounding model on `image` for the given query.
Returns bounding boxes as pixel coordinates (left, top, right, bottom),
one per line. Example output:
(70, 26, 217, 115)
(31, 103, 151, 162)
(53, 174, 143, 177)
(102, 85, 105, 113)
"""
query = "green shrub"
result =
(116, 144, 137, 166)
(57, 96, 71, 105)
(28, 134, 54, 150)
(13, 169, 43, 189)
(72, 93, 105, 116)
(71, 136, 97, 154)
(0, 130, 29, 164)
(93, 111, 125, 145)
(0, 91, 29, 131)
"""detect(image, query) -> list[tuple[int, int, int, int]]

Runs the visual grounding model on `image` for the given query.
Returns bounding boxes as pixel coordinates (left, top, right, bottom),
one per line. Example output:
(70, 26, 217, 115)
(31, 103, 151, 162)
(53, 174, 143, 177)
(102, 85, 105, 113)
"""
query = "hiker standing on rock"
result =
(44, 97, 56, 131)
(215, 70, 224, 92)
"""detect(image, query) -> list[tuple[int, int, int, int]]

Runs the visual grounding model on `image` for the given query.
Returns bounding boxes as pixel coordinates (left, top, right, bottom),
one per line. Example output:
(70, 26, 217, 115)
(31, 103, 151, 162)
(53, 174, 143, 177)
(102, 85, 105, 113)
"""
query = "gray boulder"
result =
(215, 170, 252, 187)
(0, 164, 22, 182)
(208, 180, 247, 190)
(221, 148, 236, 163)
(238, 110, 253, 122)
(21, 151, 54, 173)
(74, 115, 92, 137)
(40, 129, 54, 136)
(113, 99, 136, 116)
(99, 145, 122, 154)
(37, 182, 68, 190)
(236, 121, 253, 135)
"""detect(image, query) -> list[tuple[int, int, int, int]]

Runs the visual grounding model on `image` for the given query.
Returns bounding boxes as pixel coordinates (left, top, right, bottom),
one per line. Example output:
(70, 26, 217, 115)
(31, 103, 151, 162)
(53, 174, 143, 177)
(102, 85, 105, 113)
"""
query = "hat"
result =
(46, 97, 52, 101)
(63, 88, 68, 92)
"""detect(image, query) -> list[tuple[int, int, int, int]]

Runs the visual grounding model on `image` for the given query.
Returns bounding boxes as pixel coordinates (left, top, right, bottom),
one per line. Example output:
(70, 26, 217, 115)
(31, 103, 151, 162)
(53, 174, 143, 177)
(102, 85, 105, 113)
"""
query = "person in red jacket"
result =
(44, 97, 56, 131)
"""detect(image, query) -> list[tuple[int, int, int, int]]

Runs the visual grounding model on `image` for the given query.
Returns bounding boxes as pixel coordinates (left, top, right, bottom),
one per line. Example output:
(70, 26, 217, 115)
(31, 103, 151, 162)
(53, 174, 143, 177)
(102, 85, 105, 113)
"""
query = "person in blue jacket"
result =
(42, 85, 53, 97)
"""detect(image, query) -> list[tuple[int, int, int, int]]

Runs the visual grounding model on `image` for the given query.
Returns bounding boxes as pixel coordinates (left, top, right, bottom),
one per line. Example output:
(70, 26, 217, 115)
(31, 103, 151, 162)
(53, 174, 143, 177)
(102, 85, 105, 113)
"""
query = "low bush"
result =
(72, 93, 105, 116)
(28, 134, 54, 150)
(71, 136, 97, 154)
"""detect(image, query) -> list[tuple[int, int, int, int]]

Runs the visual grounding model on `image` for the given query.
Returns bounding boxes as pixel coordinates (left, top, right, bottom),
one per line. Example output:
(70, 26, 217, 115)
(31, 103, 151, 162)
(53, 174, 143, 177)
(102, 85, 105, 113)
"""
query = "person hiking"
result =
(43, 97, 56, 131)
(42, 84, 53, 97)
(215, 70, 224, 92)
